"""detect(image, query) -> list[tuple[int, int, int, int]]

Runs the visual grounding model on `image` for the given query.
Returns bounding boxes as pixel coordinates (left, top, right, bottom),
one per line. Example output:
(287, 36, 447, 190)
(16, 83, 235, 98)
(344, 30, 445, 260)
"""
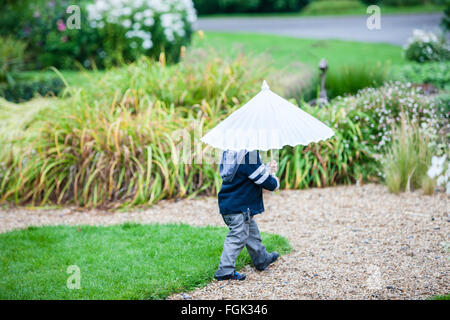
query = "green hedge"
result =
(193, 0, 310, 14)
(392, 61, 450, 90)
(0, 76, 64, 102)
(302, 0, 365, 15)
(381, 0, 428, 6)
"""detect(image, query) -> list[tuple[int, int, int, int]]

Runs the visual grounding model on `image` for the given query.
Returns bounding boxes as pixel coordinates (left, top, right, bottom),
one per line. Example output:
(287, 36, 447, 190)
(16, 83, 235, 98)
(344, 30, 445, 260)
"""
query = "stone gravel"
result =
(0, 184, 448, 299)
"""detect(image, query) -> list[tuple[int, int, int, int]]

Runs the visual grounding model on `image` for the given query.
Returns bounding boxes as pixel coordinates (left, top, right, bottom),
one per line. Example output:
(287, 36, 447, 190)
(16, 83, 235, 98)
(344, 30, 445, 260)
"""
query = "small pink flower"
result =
(57, 19, 66, 32)
(61, 36, 68, 43)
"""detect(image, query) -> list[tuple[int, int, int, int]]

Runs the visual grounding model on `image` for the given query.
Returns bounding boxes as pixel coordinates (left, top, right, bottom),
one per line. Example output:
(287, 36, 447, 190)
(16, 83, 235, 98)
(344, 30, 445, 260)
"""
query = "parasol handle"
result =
(268, 149, 277, 175)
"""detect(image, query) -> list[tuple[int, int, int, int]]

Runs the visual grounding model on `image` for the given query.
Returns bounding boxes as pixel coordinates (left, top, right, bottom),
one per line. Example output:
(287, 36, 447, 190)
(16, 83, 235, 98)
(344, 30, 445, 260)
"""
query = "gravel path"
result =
(1, 184, 448, 299)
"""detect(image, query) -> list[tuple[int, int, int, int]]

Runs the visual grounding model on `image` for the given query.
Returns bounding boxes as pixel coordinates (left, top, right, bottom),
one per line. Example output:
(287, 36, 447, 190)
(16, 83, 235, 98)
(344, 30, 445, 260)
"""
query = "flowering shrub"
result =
(1, 0, 196, 69)
(326, 81, 449, 193)
(86, 0, 197, 65)
(6, 0, 102, 69)
(331, 82, 445, 153)
(404, 29, 450, 63)
(427, 155, 450, 195)
(279, 101, 381, 189)
(273, 81, 449, 189)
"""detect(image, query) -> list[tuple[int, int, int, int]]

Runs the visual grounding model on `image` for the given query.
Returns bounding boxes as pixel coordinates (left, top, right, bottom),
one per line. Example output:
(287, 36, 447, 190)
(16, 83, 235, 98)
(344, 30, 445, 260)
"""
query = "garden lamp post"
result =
(318, 58, 328, 106)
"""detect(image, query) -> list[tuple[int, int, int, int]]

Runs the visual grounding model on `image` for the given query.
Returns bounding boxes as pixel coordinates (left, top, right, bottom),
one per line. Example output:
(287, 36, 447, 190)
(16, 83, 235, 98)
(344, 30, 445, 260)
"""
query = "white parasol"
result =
(201, 80, 334, 152)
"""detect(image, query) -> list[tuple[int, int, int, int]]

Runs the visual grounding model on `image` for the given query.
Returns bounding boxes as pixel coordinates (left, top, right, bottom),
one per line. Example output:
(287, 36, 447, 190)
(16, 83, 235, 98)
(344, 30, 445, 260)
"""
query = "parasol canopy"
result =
(201, 80, 334, 151)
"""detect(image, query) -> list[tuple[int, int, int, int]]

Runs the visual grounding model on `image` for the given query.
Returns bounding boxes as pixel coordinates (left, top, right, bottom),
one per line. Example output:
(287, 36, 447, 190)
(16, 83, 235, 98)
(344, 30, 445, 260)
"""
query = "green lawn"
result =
(14, 32, 405, 89)
(193, 32, 405, 70)
(17, 69, 106, 88)
(432, 294, 450, 300)
(0, 223, 290, 299)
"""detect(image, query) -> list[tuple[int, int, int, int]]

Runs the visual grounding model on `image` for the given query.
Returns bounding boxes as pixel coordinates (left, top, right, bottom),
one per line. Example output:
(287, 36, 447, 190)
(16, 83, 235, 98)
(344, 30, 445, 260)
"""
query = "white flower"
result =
(122, 7, 132, 15)
(106, 15, 118, 23)
(143, 9, 153, 18)
(134, 12, 143, 20)
(122, 19, 132, 28)
(164, 28, 174, 42)
(133, 0, 144, 8)
(427, 155, 449, 192)
(434, 155, 447, 170)
(142, 39, 153, 49)
(437, 175, 446, 186)
(143, 18, 154, 27)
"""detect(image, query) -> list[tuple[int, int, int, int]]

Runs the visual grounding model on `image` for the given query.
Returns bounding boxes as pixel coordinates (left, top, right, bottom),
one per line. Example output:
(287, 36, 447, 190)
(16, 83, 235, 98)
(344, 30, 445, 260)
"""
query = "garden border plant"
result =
(0, 46, 446, 208)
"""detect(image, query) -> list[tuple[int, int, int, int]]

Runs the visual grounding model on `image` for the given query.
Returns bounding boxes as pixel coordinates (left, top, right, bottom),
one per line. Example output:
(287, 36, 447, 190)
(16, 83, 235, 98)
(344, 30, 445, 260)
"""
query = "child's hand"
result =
(267, 160, 278, 174)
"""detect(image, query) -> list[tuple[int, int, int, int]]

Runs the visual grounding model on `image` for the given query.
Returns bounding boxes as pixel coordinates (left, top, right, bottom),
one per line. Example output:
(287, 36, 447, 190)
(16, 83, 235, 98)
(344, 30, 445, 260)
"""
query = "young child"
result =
(215, 149, 280, 281)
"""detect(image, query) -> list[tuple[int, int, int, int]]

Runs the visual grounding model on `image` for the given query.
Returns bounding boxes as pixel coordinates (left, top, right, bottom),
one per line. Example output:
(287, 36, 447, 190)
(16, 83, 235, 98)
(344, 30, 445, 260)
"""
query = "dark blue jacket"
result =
(218, 151, 279, 215)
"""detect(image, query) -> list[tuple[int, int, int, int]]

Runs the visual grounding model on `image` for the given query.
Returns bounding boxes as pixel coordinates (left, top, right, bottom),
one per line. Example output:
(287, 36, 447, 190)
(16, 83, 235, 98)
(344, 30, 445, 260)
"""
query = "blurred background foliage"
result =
(0, 49, 447, 207)
(194, 0, 447, 15)
(193, 0, 310, 14)
(0, 0, 196, 70)
(0, 0, 449, 206)
(0, 0, 197, 102)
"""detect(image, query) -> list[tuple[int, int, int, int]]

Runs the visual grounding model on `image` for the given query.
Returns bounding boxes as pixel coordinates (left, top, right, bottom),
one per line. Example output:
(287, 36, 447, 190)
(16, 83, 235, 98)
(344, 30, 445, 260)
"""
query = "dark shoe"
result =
(215, 271, 246, 281)
(255, 251, 279, 271)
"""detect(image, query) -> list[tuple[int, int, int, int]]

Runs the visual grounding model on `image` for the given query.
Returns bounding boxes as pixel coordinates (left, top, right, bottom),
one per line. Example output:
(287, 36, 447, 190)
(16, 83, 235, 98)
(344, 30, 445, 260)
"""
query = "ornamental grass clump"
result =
(78, 49, 265, 112)
(382, 114, 433, 194)
(278, 102, 379, 189)
(0, 51, 268, 208)
(324, 62, 389, 99)
(0, 59, 446, 207)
